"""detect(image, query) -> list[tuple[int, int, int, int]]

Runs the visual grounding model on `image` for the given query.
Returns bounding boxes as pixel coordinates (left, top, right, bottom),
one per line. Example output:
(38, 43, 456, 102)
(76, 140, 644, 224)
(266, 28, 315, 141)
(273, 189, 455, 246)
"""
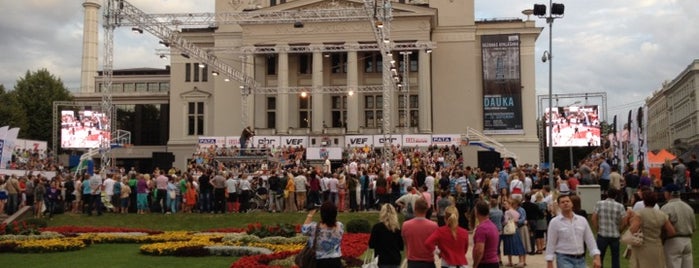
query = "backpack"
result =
(405, 201, 414, 218)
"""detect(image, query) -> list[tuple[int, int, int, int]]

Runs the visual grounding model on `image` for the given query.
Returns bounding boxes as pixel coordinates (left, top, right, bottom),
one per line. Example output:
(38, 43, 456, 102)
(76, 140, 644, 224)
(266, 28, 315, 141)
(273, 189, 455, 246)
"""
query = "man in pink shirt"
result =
(402, 197, 438, 268)
(473, 201, 500, 268)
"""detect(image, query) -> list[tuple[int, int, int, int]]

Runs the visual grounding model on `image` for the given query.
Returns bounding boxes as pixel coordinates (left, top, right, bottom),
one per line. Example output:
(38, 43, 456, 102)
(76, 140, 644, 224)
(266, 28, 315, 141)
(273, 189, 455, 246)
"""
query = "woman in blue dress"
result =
(502, 198, 526, 267)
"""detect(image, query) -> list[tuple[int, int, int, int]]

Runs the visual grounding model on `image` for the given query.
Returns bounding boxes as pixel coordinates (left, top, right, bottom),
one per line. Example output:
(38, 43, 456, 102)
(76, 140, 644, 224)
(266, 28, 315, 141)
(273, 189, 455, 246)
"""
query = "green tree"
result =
(0, 84, 29, 130)
(12, 69, 73, 146)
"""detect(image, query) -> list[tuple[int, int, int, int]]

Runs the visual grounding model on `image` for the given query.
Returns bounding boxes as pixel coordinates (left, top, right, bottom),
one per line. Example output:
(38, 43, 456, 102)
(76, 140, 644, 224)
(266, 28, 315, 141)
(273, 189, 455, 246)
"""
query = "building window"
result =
(267, 55, 277, 75)
(124, 83, 135, 92)
(399, 51, 419, 72)
(299, 95, 312, 128)
(270, 0, 286, 6)
(267, 97, 276, 129)
(299, 53, 312, 74)
(331, 95, 347, 128)
(364, 52, 383, 73)
(364, 95, 383, 128)
(202, 65, 208, 82)
(193, 63, 200, 82)
(331, 53, 347, 73)
(136, 83, 147, 92)
(398, 94, 419, 127)
(188, 101, 204, 136)
(159, 82, 170, 92)
(148, 82, 159, 92)
(185, 63, 191, 82)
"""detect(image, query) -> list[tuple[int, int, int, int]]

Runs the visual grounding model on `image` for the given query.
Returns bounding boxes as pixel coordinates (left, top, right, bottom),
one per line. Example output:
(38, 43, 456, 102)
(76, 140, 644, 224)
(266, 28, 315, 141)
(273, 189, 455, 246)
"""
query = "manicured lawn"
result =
(0, 211, 380, 268)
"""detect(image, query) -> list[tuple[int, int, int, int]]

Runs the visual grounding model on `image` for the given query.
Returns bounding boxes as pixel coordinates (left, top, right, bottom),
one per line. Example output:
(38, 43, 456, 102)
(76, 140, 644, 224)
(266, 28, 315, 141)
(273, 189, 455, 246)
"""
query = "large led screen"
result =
(545, 105, 601, 147)
(61, 110, 111, 149)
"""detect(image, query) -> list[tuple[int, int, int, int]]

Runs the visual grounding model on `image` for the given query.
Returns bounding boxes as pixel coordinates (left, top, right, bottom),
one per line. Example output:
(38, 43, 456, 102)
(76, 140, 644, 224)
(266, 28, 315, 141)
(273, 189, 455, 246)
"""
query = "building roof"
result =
(97, 67, 170, 76)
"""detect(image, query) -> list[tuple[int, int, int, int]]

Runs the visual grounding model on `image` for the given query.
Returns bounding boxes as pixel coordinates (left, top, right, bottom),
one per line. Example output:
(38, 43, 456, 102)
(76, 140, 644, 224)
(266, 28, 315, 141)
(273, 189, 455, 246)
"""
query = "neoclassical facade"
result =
(647, 59, 699, 152)
(164, 0, 543, 167)
(79, 0, 543, 169)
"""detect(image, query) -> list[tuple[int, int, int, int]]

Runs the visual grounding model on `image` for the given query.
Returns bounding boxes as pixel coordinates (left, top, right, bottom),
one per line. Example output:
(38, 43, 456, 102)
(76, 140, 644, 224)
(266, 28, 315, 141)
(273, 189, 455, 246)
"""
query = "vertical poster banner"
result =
(481, 34, 523, 134)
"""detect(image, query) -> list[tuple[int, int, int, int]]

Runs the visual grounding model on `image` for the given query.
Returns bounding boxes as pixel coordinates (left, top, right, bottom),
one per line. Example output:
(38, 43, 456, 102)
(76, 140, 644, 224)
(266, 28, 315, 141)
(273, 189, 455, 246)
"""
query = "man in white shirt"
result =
(102, 174, 115, 211)
(424, 171, 435, 203)
(546, 194, 601, 268)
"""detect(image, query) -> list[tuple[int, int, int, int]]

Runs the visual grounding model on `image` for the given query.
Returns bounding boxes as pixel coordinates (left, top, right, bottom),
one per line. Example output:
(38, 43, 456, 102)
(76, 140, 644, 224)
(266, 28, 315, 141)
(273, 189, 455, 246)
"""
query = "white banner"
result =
(373, 135, 402, 147)
(430, 134, 461, 146)
(197, 136, 225, 149)
(0, 128, 19, 169)
(225, 136, 240, 148)
(345, 135, 373, 147)
(281, 136, 308, 148)
(306, 147, 343, 160)
(251, 136, 281, 148)
(402, 134, 432, 147)
(15, 139, 48, 152)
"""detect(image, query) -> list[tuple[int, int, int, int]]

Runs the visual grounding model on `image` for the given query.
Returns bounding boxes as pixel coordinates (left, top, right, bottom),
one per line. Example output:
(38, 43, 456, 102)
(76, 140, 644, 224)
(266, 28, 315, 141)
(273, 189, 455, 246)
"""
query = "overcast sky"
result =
(0, 0, 697, 122)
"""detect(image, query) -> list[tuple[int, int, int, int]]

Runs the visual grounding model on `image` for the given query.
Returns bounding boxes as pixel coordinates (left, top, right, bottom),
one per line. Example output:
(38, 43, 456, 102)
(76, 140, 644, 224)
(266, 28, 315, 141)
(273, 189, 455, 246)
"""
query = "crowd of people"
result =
(0, 143, 696, 268)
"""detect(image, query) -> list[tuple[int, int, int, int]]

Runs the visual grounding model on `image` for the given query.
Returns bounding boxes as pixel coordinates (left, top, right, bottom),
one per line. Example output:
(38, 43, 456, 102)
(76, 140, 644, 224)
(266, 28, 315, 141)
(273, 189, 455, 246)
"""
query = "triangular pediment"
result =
(262, 0, 436, 17)
(180, 87, 211, 100)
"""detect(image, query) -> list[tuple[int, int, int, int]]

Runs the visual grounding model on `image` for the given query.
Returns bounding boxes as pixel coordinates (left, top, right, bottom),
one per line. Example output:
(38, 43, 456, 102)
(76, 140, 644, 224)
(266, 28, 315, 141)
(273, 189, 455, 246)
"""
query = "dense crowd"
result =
(5, 148, 60, 171)
(0, 144, 696, 268)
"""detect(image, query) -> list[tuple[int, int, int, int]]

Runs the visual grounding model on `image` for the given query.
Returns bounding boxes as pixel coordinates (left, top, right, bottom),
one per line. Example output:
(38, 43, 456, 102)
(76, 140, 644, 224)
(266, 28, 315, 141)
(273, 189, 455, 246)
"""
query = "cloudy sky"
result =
(0, 0, 697, 122)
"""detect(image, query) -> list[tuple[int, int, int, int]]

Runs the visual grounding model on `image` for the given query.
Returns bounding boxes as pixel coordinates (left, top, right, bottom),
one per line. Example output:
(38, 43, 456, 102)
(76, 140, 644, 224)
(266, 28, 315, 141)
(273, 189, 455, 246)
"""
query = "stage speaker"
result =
(152, 152, 175, 171)
(478, 151, 501, 174)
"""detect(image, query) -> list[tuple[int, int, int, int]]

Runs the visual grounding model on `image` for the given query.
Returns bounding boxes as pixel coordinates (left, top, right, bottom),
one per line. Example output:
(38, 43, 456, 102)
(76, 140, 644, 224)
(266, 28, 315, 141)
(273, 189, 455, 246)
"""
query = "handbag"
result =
(362, 249, 379, 268)
(503, 219, 516, 235)
(294, 223, 320, 268)
(620, 229, 644, 246)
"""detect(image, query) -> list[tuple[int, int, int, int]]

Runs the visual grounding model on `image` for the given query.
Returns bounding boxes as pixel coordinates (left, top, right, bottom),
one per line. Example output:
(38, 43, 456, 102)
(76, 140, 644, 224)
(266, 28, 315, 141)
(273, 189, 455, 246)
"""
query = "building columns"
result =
(418, 49, 432, 133)
(311, 50, 324, 134)
(276, 47, 289, 134)
(346, 47, 360, 134)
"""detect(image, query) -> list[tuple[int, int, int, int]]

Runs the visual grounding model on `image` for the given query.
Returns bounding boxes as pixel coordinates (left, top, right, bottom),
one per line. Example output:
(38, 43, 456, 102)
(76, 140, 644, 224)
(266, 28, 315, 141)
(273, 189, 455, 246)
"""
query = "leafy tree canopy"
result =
(12, 69, 73, 146)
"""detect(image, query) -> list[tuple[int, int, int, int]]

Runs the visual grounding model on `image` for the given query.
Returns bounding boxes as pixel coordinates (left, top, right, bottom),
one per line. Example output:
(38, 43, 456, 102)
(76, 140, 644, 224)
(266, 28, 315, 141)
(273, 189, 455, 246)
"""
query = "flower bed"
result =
(11, 238, 85, 253)
(0, 223, 371, 266)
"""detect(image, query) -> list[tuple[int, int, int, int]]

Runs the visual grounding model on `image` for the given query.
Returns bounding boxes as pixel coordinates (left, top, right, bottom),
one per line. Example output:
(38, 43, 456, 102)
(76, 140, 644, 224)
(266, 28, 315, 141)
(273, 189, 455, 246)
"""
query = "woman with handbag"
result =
(300, 201, 344, 268)
(501, 199, 526, 267)
(368, 204, 404, 268)
(627, 190, 675, 268)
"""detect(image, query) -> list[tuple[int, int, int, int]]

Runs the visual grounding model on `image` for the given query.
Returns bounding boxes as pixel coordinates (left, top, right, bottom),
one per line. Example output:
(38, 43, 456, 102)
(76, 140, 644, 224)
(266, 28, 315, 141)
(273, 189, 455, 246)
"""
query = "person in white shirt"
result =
(349, 159, 358, 176)
(323, 156, 332, 174)
(102, 175, 115, 211)
(225, 175, 238, 213)
(546, 194, 601, 268)
(327, 174, 339, 205)
(523, 174, 533, 195)
(401, 175, 413, 195)
(424, 172, 435, 203)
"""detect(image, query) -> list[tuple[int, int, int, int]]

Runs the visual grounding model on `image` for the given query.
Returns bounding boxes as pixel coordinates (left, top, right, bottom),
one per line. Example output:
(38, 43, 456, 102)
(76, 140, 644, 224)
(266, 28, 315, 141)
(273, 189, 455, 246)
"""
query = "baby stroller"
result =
(248, 187, 269, 211)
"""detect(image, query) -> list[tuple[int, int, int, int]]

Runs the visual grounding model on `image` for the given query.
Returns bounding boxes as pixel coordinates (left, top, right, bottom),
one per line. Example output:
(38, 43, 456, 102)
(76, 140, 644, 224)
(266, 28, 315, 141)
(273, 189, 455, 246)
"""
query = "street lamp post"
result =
(534, 1, 564, 189)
